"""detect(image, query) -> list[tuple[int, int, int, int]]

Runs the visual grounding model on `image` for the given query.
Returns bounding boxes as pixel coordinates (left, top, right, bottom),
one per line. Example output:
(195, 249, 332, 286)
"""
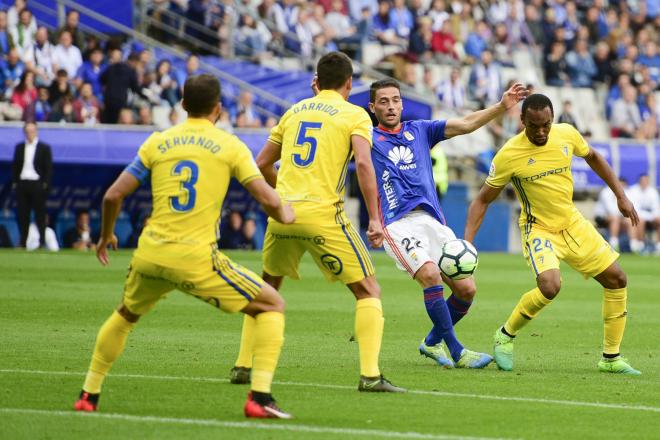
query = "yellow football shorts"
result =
(122, 247, 262, 315)
(262, 220, 375, 284)
(521, 215, 619, 279)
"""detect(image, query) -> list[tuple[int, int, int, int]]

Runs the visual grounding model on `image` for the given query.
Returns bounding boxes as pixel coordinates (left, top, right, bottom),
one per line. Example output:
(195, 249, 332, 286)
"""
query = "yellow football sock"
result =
(603, 288, 627, 355)
(235, 314, 256, 368)
(504, 288, 552, 336)
(355, 298, 383, 378)
(83, 311, 136, 394)
(251, 311, 285, 394)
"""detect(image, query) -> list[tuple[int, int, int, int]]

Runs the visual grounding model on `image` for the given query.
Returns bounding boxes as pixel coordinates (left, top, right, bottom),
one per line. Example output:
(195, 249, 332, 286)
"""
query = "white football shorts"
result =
(382, 210, 456, 277)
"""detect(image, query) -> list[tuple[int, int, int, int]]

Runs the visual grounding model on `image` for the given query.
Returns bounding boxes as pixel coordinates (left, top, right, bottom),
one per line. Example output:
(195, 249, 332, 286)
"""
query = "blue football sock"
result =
(446, 294, 472, 325)
(422, 285, 464, 362)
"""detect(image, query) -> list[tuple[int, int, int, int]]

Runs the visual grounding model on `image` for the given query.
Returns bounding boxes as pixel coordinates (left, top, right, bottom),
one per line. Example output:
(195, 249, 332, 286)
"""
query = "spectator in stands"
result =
(492, 22, 514, 67)
(118, 107, 135, 125)
(427, 0, 449, 32)
(1, 48, 25, 97)
(506, 4, 535, 48)
(566, 38, 596, 87)
(611, 85, 643, 138)
(464, 20, 490, 61)
(26, 215, 59, 251)
(408, 16, 433, 63)
(469, 49, 502, 107)
(372, 0, 404, 47)
(489, 81, 523, 148)
(431, 19, 458, 62)
(59, 10, 85, 50)
(137, 105, 153, 125)
(436, 67, 465, 109)
(29, 86, 51, 122)
(51, 30, 82, 79)
(64, 210, 96, 251)
(82, 34, 101, 61)
(47, 69, 74, 106)
(175, 54, 200, 93)
(74, 47, 105, 98)
(594, 177, 632, 252)
(562, 1, 580, 46)
(557, 99, 579, 130)
(155, 59, 179, 107)
(242, 214, 258, 250)
(73, 82, 100, 125)
(349, 0, 378, 23)
(231, 90, 262, 128)
(6, 0, 36, 41)
(0, 11, 12, 59)
(628, 174, 660, 254)
(389, 0, 414, 41)
(637, 41, 659, 83)
(220, 211, 248, 249)
(326, 0, 354, 40)
(10, 70, 36, 118)
(33, 26, 54, 85)
(292, 7, 314, 58)
(544, 40, 569, 86)
(9, 8, 35, 64)
(11, 121, 51, 249)
(449, 2, 474, 45)
(593, 41, 615, 85)
(48, 92, 75, 123)
(100, 48, 139, 124)
(235, 14, 269, 60)
(524, 4, 544, 47)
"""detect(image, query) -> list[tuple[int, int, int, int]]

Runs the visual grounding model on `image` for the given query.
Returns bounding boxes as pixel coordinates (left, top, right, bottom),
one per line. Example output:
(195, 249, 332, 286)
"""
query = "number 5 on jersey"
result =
(170, 160, 199, 212)
(292, 121, 322, 167)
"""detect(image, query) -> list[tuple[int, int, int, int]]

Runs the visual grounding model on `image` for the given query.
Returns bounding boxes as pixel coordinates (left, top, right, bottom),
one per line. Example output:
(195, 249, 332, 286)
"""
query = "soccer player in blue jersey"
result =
(369, 79, 528, 368)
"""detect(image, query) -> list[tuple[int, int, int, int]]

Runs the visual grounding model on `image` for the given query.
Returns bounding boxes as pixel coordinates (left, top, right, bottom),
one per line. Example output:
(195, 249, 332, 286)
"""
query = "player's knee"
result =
(610, 270, 627, 289)
(349, 276, 381, 300)
(415, 263, 442, 288)
(456, 281, 477, 301)
(538, 278, 561, 299)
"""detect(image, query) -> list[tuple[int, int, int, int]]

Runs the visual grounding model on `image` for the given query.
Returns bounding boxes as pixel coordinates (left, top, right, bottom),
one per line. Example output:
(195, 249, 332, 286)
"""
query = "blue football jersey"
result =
(372, 120, 447, 226)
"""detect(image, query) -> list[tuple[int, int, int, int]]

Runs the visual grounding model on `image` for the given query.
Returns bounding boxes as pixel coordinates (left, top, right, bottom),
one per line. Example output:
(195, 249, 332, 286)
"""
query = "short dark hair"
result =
(521, 93, 554, 117)
(369, 78, 400, 103)
(316, 52, 353, 90)
(183, 74, 221, 117)
(23, 121, 37, 131)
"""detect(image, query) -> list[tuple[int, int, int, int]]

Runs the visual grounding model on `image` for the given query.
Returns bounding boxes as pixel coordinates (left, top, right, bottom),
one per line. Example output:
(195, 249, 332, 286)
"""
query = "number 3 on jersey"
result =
(292, 121, 322, 167)
(170, 160, 199, 212)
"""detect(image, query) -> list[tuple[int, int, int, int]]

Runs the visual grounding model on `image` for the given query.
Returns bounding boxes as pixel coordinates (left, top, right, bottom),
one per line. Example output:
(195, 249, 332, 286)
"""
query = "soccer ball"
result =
(439, 239, 478, 280)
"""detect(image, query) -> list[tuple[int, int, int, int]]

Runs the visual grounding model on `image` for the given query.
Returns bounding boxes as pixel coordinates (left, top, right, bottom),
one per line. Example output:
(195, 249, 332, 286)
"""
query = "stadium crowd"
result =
(0, 1, 657, 137)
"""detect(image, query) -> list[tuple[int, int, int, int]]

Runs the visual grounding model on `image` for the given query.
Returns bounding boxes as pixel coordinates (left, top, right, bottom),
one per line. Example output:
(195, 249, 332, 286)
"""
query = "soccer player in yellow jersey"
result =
(465, 94, 641, 375)
(229, 52, 405, 392)
(74, 74, 297, 418)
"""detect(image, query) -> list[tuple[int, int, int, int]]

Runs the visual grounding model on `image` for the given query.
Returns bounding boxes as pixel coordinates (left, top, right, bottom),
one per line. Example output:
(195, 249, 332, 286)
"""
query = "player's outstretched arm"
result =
(97, 171, 141, 266)
(256, 140, 282, 188)
(583, 147, 639, 226)
(444, 83, 528, 138)
(352, 134, 384, 248)
(245, 178, 295, 224)
(465, 184, 503, 243)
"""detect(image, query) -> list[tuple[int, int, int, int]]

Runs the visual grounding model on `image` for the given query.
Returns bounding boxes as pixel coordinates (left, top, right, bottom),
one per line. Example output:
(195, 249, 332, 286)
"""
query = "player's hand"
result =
(617, 195, 639, 227)
(499, 82, 529, 110)
(367, 219, 384, 248)
(96, 234, 118, 266)
(280, 203, 296, 224)
(310, 73, 320, 96)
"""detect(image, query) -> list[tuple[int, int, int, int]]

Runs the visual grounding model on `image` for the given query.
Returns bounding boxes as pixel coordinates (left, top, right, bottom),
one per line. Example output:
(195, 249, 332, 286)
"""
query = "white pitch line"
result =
(1, 368, 659, 414)
(0, 408, 511, 440)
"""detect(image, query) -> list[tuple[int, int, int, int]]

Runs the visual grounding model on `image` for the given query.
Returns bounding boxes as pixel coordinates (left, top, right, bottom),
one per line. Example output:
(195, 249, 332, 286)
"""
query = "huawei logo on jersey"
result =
(388, 146, 416, 170)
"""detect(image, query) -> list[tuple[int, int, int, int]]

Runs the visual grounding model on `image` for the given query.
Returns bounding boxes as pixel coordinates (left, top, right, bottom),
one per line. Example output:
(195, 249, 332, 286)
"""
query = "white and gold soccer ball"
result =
(439, 239, 478, 280)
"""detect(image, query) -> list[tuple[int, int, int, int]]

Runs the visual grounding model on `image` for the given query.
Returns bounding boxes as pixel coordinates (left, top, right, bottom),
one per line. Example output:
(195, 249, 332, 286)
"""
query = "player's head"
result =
(521, 93, 554, 146)
(182, 74, 221, 121)
(369, 79, 403, 130)
(316, 51, 353, 94)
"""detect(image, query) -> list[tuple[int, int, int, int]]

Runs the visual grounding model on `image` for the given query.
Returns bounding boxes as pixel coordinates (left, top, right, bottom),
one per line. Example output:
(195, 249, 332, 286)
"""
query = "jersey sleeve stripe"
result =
(267, 137, 282, 145)
(341, 224, 368, 277)
(124, 155, 150, 184)
(240, 174, 264, 185)
(484, 181, 503, 188)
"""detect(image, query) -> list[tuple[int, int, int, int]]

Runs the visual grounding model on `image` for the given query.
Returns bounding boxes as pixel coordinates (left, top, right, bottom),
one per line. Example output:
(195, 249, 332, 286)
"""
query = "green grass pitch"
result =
(1, 250, 658, 439)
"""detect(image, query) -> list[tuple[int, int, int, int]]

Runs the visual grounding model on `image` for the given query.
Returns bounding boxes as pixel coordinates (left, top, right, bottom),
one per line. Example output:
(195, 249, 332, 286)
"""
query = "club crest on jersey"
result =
(403, 131, 414, 141)
(527, 158, 536, 165)
(489, 162, 496, 178)
(388, 146, 416, 170)
(562, 145, 568, 156)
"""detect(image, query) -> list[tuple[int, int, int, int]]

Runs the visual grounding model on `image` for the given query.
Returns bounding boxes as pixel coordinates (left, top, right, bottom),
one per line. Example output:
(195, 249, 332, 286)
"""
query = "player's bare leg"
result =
(416, 263, 491, 368)
(74, 304, 141, 411)
(231, 272, 285, 384)
(494, 269, 559, 371)
(594, 262, 640, 375)
(241, 284, 292, 418)
(347, 276, 405, 392)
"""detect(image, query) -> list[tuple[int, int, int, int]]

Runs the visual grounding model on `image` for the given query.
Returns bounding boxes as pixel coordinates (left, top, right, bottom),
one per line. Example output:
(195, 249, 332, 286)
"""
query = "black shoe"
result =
(229, 366, 251, 384)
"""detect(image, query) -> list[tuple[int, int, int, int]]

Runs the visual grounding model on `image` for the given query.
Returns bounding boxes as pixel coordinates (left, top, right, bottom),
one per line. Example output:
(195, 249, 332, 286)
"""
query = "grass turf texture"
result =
(1, 250, 658, 439)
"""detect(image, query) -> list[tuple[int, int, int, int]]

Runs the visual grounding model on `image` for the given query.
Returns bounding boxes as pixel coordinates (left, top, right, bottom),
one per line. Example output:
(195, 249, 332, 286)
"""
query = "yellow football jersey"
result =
(486, 123, 590, 233)
(126, 118, 262, 265)
(268, 89, 373, 224)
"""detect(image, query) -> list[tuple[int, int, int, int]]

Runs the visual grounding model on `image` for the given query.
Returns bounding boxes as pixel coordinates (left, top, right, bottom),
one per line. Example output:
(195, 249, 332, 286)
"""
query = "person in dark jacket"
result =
(100, 48, 139, 123)
(11, 121, 52, 248)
